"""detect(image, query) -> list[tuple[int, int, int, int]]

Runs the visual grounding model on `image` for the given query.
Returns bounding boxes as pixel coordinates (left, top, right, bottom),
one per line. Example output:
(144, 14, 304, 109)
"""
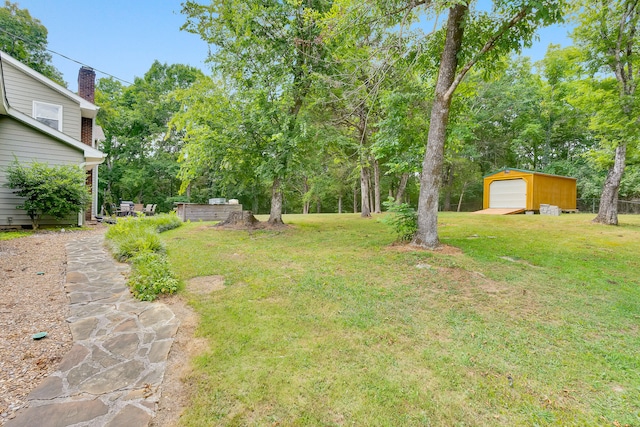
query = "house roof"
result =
(0, 50, 98, 119)
(483, 167, 576, 180)
(0, 52, 105, 166)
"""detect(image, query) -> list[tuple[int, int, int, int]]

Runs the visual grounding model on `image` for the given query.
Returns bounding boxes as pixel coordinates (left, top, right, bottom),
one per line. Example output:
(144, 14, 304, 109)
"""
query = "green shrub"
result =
(105, 216, 163, 261)
(143, 212, 182, 233)
(4, 160, 90, 229)
(129, 251, 180, 301)
(380, 198, 418, 242)
(105, 213, 182, 300)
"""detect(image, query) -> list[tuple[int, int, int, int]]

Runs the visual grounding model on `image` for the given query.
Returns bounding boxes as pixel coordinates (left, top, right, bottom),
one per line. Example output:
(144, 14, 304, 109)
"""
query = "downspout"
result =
(0, 53, 13, 113)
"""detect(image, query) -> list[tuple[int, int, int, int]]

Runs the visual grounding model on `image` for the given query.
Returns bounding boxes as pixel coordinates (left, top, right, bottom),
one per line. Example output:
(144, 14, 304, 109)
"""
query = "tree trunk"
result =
(360, 166, 371, 217)
(443, 164, 453, 211)
(252, 195, 259, 214)
(373, 158, 381, 213)
(303, 177, 310, 214)
(216, 210, 260, 228)
(338, 195, 342, 214)
(593, 143, 626, 225)
(268, 177, 284, 225)
(413, 4, 467, 248)
(353, 184, 358, 213)
(395, 172, 409, 203)
(369, 175, 374, 216)
(457, 182, 467, 212)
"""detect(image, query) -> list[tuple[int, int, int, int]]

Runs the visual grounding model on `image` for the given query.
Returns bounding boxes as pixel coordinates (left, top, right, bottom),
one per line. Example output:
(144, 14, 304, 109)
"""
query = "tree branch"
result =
(444, 5, 530, 101)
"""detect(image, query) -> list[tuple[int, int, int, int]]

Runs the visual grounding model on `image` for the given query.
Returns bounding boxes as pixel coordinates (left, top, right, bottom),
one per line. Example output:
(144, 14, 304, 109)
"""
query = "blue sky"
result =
(16, 0, 209, 90)
(16, 1, 573, 92)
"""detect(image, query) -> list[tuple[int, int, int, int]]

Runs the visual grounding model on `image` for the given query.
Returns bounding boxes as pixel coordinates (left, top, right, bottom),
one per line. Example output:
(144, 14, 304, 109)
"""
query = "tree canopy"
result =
(69, 1, 640, 235)
(0, 1, 65, 85)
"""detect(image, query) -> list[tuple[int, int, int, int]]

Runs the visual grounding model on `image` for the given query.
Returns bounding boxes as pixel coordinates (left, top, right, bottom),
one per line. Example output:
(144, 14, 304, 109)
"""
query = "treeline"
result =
(92, 1, 639, 233)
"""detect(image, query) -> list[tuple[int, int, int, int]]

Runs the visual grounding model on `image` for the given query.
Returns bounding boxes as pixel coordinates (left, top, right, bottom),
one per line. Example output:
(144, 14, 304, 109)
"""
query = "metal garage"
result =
(480, 168, 577, 213)
(488, 179, 527, 208)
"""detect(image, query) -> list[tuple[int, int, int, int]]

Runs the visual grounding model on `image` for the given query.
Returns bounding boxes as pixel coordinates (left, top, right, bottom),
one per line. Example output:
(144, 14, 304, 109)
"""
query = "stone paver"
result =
(7, 234, 179, 427)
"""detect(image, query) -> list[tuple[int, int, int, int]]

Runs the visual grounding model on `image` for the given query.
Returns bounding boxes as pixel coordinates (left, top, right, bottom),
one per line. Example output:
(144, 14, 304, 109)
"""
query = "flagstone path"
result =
(6, 234, 179, 427)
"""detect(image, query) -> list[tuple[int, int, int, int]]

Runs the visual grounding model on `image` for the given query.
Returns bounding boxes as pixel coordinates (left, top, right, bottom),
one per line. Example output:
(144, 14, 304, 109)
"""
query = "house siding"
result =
(2, 61, 82, 140)
(0, 116, 84, 227)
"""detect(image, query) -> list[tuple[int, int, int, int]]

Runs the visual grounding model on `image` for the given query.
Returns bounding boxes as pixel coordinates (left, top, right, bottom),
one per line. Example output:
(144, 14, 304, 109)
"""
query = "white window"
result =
(33, 101, 62, 131)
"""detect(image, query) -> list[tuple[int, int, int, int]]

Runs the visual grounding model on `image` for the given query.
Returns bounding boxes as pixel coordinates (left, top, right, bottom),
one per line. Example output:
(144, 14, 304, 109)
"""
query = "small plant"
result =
(129, 251, 179, 301)
(105, 213, 182, 300)
(380, 197, 418, 242)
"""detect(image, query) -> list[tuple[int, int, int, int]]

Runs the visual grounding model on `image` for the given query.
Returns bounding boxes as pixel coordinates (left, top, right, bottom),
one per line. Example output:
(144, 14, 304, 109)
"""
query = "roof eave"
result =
(8, 107, 106, 163)
(0, 50, 100, 117)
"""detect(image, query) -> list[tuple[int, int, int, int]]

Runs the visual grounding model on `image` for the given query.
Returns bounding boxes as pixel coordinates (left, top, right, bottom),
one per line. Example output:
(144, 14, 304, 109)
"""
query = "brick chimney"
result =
(78, 66, 96, 222)
(78, 66, 95, 103)
(78, 67, 95, 147)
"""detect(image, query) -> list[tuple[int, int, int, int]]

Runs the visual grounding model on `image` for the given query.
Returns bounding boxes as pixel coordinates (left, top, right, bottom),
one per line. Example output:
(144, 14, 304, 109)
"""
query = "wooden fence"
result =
(175, 203, 243, 222)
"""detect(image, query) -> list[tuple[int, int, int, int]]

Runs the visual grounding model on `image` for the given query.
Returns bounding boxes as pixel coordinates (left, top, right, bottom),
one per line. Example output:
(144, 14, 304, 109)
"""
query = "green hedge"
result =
(105, 213, 182, 301)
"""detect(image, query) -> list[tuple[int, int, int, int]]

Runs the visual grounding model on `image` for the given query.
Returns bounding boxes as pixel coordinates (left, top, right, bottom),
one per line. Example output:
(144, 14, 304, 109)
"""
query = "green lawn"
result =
(0, 230, 29, 240)
(163, 213, 640, 426)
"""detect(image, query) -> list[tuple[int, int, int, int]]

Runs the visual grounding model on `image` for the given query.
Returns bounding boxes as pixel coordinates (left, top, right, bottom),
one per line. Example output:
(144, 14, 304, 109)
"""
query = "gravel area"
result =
(0, 226, 104, 425)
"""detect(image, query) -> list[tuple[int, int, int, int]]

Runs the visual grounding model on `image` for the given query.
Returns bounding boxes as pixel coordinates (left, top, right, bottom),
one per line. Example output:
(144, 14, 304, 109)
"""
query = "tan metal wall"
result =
(483, 169, 577, 210)
(531, 173, 577, 210)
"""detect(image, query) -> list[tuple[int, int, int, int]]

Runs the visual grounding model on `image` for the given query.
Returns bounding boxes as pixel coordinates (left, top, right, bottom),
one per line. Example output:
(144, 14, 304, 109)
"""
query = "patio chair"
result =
(118, 203, 134, 216)
(143, 204, 154, 215)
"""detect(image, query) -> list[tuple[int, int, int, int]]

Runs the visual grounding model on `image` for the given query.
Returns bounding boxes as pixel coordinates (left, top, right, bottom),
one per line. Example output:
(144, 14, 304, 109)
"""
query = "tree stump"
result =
(216, 210, 261, 229)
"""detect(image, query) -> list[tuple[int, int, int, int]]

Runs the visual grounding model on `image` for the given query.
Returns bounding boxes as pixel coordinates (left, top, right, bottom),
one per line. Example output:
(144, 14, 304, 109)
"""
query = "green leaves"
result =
(4, 161, 90, 229)
(105, 214, 182, 300)
(0, 1, 65, 85)
(379, 198, 418, 242)
(96, 62, 204, 209)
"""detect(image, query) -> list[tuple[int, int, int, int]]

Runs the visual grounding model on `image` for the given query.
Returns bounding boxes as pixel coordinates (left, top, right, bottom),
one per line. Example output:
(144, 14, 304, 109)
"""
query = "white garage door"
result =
(489, 179, 527, 208)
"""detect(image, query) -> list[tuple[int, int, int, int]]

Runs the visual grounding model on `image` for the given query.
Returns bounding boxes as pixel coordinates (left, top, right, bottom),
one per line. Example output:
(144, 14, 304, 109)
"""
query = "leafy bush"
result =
(105, 213, 181, 261)
(105, 216, 163, 261)
(129, 251, 179, 301)
(105, 214, 182, 300)
(4, 161, 90, 229)
(380, 198, 418, 242)
(143, 212, 182, 233)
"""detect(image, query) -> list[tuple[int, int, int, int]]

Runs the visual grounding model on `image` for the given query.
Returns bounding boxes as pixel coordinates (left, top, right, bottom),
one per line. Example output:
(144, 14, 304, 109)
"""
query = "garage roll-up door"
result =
(489, 179, 526, 208)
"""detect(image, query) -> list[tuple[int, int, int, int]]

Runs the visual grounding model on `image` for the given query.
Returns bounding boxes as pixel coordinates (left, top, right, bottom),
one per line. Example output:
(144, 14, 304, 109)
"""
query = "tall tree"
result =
(0, 1, 64, 85)
(181, 0, 330, 225)
(571, 0, 640, 225)
(96, 62, 203, 212)
(409, 1, 564, 248)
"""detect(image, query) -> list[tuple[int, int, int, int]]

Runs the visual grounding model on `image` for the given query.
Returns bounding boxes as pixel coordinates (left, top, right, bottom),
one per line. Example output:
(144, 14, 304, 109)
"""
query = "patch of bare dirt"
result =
(0, 226, 104, 424)
(186, 275, 226, 295)
(386, 242, 463, 255)
(152, 275, 225, 426)
(151, 294, 207, 427)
